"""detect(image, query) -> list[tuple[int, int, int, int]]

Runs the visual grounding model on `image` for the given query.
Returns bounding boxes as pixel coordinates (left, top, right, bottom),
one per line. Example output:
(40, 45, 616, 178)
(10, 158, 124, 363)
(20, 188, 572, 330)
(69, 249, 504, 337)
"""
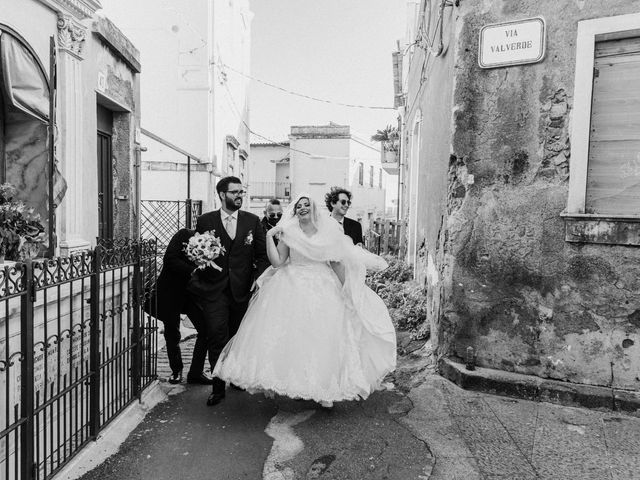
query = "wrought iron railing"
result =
(0, 239, 158, 480)
(140, 200, 203, 256)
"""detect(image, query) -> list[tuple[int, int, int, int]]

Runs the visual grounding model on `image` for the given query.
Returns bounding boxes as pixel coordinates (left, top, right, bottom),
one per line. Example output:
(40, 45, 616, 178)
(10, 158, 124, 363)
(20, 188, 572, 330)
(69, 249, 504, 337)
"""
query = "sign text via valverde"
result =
(478, 17, 546, 69)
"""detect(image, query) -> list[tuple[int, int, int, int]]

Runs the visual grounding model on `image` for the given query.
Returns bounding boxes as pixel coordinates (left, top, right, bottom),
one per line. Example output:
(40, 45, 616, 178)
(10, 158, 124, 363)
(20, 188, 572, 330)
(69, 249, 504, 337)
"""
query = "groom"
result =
(186, 176, 270, 406)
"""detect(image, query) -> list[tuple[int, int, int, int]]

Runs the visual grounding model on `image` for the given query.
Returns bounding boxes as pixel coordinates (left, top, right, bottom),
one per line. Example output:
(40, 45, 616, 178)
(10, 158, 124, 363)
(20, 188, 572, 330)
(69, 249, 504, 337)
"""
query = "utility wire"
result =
(214, 60, 396, 111)
(221, 83, 350, 160)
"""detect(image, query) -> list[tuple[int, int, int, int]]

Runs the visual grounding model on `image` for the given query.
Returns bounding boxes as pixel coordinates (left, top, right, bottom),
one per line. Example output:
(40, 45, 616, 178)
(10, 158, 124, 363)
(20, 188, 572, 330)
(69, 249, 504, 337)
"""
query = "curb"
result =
(438, 358, 640, 416)
(51, 381, 168, 480)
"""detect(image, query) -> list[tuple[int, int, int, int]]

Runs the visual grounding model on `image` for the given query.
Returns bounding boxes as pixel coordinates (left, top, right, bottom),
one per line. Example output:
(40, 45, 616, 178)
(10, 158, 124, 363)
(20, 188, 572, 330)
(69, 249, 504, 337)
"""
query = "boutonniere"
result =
(244, 230, 254, 245)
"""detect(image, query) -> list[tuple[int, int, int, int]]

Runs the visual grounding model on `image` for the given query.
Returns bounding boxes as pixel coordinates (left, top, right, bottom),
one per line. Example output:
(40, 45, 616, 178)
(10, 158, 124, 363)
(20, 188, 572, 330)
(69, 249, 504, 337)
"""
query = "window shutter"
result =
(585, 37, 640, 215)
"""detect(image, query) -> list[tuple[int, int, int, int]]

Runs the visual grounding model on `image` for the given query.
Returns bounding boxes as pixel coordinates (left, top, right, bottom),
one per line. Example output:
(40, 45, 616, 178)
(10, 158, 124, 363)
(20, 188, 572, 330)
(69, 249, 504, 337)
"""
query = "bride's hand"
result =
(267, 226, 283, 238)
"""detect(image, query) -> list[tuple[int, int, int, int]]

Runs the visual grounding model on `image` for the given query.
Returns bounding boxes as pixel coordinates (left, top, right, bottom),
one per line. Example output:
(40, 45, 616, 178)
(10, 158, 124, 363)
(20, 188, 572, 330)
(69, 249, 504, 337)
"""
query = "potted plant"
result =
(371, 125, 400, 163)
(0, 183, 45, 262)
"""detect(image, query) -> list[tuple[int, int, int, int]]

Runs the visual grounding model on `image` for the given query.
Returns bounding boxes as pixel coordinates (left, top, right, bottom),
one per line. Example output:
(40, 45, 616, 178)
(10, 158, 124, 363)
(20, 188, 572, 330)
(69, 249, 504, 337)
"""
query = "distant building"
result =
(248, 123, 387, 228)
(100, 0, 253, 210)
(397, 0, 640, 392)
(247, 141, 291, 213)
(1, 0, 141, 254)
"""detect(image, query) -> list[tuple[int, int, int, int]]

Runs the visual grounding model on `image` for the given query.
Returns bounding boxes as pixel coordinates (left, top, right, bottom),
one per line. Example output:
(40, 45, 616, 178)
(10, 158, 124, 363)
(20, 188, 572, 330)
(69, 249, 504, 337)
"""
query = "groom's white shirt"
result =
(220, 209, 238, 239)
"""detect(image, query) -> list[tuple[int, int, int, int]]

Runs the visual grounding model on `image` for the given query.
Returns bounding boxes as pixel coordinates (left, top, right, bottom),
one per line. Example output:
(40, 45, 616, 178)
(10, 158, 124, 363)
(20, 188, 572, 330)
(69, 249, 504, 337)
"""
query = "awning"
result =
(0, 30, 49, 123)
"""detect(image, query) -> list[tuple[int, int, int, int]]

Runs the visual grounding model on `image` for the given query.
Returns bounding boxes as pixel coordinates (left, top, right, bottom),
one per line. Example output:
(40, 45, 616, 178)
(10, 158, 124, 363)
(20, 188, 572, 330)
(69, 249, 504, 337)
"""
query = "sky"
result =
(249, 0, 407, 143)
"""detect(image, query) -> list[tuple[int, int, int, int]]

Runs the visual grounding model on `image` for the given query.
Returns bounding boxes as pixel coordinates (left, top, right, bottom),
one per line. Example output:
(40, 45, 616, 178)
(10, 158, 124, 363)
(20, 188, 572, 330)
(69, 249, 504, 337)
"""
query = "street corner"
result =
(265, 391, 433, 480)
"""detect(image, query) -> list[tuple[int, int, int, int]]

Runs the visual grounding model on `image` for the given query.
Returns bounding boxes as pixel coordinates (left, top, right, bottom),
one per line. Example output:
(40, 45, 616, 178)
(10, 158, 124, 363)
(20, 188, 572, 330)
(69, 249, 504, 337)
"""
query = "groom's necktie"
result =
(224, 215, 236, 240)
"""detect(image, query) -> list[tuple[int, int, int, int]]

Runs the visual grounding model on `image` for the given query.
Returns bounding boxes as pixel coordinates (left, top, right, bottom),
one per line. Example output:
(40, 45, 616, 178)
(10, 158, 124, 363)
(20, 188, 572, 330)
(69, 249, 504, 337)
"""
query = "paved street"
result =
(76, 333, 640, 480)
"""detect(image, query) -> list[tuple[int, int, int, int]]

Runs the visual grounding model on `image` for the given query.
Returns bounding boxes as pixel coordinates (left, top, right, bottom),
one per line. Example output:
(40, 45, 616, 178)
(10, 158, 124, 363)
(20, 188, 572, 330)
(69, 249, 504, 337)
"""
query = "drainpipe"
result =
(134, 142, 147, 239)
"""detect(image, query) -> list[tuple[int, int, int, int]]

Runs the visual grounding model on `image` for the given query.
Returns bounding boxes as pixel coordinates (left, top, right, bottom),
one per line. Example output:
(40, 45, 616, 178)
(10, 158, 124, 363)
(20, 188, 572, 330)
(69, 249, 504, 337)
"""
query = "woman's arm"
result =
(330, 261, 345, 285)
(266, 228, 289, 267)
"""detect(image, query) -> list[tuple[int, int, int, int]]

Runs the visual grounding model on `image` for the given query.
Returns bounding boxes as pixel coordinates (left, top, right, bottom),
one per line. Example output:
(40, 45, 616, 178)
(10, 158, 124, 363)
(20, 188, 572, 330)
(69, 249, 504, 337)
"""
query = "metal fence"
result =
(366, 219, 404, 256)
(140, 200, 202, 255)
(0, 239, 158, 480)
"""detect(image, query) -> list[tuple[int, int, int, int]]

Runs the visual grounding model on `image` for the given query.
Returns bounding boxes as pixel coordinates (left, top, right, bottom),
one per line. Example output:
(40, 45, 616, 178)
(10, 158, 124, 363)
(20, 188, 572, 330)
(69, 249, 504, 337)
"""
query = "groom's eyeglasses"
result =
(268, 213, 283, 218)
(338, 199, 351, 206)
(226, 190, 246, 197)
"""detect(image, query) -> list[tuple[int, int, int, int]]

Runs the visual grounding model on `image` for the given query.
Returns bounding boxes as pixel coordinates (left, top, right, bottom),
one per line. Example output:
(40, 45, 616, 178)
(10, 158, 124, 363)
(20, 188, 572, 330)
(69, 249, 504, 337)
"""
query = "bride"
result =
(213, 194, 396, 407)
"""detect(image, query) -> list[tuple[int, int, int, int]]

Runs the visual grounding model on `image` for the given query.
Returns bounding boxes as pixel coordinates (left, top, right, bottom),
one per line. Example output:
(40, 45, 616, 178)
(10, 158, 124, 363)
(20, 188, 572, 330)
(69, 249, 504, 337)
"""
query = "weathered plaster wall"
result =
(411, 0, 640, 390)
(402, 0, 458, 365)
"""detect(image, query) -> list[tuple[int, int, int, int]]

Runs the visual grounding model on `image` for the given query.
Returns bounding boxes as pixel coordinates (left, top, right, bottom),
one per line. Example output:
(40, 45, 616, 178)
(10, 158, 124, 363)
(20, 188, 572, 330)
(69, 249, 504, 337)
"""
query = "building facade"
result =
(101, 0, 253, 210)
(249, 123, 387, 226)
(1, 0, 141, 255)
(399, 0, 640, 391)
(247, 141, 290, 215)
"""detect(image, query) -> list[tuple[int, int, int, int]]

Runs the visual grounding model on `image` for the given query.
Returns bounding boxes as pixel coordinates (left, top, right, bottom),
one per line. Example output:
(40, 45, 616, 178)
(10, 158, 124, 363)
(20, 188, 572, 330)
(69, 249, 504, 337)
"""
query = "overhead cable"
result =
(221, 83, 351, 160)
(213, 60, 396, 111)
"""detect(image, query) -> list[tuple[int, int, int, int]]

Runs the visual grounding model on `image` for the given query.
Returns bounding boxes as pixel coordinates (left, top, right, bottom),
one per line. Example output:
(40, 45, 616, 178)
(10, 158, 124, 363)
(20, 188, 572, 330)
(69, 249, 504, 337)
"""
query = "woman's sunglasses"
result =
(338, 199, 351, 206)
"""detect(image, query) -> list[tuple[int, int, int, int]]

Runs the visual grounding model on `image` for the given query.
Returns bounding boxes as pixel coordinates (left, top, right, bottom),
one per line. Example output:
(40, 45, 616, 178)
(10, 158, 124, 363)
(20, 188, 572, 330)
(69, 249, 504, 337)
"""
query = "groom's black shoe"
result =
(187, 371, 214, 385)
(206, 391, 226, 406)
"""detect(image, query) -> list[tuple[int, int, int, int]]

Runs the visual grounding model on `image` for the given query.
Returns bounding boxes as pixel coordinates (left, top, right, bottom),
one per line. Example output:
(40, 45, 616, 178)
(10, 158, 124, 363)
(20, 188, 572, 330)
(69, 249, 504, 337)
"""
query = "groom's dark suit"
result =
(186, 208, 269, 395)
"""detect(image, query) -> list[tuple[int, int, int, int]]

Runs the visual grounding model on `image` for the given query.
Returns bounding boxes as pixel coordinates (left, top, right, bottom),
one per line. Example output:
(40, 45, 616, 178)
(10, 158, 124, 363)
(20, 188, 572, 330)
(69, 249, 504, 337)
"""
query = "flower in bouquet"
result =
(183, 230, 226, 271)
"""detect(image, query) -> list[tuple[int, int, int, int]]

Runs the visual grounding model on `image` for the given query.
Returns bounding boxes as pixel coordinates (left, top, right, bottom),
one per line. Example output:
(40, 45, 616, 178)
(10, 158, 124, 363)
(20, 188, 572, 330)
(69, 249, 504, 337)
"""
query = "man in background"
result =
(261, 198, 283, 235)
(152, 228, 213, 385)
(325, 186, 363, 246)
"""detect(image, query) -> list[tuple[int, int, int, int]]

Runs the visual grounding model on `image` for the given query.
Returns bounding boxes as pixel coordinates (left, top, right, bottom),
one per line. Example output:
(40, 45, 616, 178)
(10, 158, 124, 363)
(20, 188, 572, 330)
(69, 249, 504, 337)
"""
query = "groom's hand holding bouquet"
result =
(184, 230, 226, 272)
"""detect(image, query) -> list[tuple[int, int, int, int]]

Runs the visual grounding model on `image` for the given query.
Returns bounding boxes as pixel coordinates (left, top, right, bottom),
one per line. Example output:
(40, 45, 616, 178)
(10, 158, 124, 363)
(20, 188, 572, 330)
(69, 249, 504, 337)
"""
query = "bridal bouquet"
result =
(183, 230, 226, 271)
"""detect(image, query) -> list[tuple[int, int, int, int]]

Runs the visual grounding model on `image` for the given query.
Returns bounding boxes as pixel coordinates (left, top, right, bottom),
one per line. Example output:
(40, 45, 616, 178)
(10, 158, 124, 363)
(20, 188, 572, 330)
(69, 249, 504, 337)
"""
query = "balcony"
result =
(381, 144, 399, 174)
(249, 181, 291, 199)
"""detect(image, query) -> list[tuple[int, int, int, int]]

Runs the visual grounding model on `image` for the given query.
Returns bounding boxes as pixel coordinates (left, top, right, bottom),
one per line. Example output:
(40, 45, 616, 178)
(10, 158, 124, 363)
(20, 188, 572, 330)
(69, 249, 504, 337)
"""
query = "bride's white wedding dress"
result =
(213, 208, 396, 403)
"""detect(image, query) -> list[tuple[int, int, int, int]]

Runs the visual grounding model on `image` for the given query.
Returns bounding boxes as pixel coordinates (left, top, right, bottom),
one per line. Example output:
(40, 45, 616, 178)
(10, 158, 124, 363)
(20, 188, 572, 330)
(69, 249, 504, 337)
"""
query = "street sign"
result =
(478, 17, 546, 68)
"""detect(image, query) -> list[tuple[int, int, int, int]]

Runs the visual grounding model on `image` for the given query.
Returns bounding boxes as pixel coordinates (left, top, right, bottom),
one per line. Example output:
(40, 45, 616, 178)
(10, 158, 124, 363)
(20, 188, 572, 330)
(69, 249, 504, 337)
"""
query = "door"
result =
(97, 104, 113, 240)
(97, 131, 113, 240)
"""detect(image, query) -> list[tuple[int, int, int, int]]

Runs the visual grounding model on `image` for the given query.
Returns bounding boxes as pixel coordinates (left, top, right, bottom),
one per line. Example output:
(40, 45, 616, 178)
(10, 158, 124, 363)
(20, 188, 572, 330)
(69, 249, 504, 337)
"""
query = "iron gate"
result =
(140, 200, 202, 256)
(0, 239, 158, 480)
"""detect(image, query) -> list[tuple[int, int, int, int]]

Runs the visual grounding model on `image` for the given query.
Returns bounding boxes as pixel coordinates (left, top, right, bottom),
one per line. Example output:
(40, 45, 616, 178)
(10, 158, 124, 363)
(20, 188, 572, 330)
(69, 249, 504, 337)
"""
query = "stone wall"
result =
(408, 0, 640, 390)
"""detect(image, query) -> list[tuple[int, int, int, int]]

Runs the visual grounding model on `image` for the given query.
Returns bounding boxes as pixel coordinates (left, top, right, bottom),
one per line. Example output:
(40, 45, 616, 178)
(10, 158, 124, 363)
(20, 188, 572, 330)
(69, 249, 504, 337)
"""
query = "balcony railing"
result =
(249, 182, 291, 199)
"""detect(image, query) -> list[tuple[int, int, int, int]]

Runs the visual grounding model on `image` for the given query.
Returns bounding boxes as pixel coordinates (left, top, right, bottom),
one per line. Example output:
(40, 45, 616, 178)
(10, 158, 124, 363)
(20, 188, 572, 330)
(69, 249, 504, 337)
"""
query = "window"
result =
(565, 13, 640, 244)
(225, 144, 236, 173)
(358, 162, 364, 185)
(583, 37, 640, 215)
(379, 168, 383, 188)
(225, 135, 239, 174)
(369, 165, 374, 187)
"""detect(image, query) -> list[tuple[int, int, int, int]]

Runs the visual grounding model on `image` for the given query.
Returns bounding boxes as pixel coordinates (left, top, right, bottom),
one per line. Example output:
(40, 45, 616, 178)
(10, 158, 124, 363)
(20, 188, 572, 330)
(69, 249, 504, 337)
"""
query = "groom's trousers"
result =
(186, 285, 249, 394)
